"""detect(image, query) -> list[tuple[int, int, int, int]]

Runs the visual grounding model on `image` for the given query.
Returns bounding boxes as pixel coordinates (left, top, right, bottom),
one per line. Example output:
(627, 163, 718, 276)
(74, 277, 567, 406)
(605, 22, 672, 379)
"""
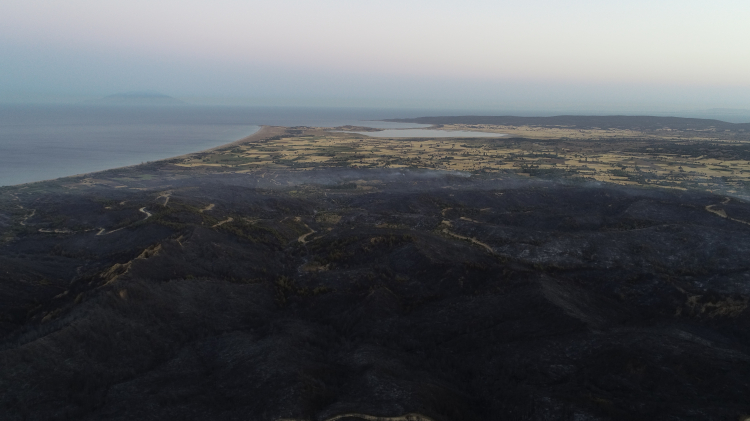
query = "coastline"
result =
(1, 125, 277, 189)
(1, 123, 498, 189)
(186, 125, 283, 154)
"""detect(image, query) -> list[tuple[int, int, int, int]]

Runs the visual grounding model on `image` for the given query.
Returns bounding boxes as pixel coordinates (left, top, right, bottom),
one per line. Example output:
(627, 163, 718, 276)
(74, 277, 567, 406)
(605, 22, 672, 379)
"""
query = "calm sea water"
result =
(0, 105, 435, 186)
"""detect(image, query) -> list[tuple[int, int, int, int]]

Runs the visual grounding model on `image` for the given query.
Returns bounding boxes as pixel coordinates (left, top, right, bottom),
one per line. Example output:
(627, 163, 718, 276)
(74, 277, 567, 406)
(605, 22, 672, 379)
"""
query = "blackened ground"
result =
(0, 170, 749, 421)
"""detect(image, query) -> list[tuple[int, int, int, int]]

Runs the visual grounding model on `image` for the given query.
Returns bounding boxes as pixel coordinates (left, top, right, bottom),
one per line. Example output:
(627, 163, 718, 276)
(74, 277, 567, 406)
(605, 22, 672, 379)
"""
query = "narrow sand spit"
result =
(168, 126, 284, 161)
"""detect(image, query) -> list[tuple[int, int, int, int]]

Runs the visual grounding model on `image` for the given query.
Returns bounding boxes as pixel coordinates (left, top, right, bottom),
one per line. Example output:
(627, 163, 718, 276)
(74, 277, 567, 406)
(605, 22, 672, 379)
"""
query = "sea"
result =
(0, 105, 441, 187)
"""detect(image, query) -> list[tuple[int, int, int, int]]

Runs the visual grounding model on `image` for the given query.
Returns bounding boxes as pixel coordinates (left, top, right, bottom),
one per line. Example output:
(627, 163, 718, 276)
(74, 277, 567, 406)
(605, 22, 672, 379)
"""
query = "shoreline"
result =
(167, 125, 277, 160)
(1, 125, 279, 189)
(5, 121, 747, 201)
(1, 123, 501, 189)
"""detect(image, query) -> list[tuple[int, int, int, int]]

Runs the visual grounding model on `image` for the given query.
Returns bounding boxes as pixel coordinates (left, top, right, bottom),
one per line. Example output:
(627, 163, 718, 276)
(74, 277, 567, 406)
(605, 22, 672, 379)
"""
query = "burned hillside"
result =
(1, 169, 749, 420)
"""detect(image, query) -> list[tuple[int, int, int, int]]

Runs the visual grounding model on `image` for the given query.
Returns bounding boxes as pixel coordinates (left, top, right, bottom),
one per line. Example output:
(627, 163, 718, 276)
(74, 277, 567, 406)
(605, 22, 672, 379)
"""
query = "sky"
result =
(2, 0, 750, 112)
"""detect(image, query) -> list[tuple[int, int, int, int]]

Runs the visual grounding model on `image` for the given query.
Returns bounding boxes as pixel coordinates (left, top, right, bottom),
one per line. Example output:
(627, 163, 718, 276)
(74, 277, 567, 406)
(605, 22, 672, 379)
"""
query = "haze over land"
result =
(3, 120, 750, 419)
(3, 1, 750, 420)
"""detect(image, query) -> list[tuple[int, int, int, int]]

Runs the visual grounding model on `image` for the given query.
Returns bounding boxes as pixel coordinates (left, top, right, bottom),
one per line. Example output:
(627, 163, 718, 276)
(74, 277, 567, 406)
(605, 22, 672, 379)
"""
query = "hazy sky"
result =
(2, 0, 749, 111)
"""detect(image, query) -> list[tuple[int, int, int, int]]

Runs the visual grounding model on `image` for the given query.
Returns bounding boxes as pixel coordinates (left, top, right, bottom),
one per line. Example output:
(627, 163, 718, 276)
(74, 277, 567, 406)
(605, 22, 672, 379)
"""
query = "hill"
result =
(385, 115, 750, 132)
(1, 164, 749, 420)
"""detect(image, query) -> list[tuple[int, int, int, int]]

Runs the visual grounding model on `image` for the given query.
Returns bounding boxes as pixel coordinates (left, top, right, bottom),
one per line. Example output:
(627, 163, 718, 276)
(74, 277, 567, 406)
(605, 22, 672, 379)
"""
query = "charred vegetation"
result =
(1, 164, 749, 420)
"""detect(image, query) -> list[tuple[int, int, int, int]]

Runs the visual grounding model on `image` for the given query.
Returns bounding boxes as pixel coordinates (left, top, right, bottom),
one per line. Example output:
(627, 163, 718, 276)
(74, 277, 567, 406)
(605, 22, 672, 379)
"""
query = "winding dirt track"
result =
(156, 193, 171, 207)
(19, 209, 35, 226)
(96, 207, 151, 236)
(706, 197, 750, 226)
(440, 220, 494, 253)
(38, 228, 73, 234)
(297, 219, 316, 244)
(212, 217, 234, 228)
(23, 200, 179, 236)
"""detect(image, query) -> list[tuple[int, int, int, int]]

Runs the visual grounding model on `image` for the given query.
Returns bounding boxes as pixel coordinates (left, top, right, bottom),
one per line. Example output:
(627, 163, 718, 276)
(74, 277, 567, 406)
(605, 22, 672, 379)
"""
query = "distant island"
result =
(85, 91, 188, 106)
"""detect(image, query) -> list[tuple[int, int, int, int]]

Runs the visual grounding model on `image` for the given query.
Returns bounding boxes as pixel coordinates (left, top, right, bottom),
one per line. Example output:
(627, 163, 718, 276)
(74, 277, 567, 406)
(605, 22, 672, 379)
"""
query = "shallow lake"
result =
(354, 129, 506, 138)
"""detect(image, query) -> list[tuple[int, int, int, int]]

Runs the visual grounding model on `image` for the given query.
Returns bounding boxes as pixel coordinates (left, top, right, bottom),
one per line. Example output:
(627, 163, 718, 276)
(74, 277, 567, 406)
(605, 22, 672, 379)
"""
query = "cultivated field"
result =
(173, 125, 750, 195)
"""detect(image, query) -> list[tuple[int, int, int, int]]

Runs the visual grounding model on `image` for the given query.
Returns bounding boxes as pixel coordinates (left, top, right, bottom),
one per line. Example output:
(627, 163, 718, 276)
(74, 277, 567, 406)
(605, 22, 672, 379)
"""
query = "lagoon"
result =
(355, 128, 506, 138)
